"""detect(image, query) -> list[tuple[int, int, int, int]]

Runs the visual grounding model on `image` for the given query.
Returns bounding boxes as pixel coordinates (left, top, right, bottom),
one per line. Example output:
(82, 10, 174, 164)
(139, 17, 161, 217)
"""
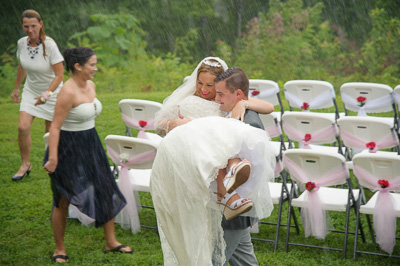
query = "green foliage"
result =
(1, 0, 400, 98)
(66, 13, 192, 94)
(235, 0, 337, 83)
(174, 28, 201, 64)
(234, 0, 400, 90)
(0, 45, 18, 98)
(68, 13, 147, 69)
(360, 8, 400, 84)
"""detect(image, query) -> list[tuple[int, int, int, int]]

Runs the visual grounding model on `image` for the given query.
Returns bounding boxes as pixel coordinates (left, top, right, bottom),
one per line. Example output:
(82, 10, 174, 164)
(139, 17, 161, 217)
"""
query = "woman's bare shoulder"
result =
(58, 79, 77, 100)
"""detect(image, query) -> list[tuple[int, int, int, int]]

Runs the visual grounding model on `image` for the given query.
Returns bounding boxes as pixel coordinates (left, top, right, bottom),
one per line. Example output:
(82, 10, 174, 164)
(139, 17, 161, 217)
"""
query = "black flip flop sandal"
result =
(50, 254, 69, 263)
(103, 244, 134, 254)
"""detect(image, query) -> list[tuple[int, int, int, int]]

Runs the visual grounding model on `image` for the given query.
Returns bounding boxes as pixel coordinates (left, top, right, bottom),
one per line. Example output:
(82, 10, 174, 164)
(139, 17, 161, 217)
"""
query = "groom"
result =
(214, 67, 271, 266)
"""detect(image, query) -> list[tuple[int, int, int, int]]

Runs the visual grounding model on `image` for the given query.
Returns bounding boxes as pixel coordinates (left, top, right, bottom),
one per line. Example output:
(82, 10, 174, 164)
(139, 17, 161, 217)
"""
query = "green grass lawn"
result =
(0, 91, 399, 265)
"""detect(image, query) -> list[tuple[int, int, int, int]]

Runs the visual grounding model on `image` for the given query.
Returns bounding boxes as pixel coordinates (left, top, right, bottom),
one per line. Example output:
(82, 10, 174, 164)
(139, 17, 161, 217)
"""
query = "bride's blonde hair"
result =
(194, 59, 225, 97)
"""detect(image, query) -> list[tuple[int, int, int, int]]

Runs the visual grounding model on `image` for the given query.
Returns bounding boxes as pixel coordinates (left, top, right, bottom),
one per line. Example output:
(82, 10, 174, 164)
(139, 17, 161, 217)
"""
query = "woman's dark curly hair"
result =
(63, 47, 95, 73)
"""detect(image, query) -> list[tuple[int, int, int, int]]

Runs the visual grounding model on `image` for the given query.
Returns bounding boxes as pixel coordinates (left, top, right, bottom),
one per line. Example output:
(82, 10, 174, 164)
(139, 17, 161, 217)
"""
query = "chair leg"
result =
(112, 163, 119, 177)
(353, 199, 361, 260)
(290, 206, 300, 234)
(343, 205, 352, 259)
(273, 211, 281, 251)
(352, 204, 366, 243)
(274, 197, 284, 251)
(285, 194, 294, 253)
(125, 126, 132, 137)
(366, 214, 376, 244)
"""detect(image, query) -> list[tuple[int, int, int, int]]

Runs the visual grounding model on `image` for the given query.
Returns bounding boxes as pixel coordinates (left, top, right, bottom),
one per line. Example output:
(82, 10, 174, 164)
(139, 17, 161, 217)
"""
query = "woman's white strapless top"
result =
(61, 98, 102, 131)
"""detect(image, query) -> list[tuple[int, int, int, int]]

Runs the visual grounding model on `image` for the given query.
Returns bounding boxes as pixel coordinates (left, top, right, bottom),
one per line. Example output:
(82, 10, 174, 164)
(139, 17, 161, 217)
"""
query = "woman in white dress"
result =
(11, 10, 64, 181)
(150, 57, 276, 265)
(43, 47, 132, 263)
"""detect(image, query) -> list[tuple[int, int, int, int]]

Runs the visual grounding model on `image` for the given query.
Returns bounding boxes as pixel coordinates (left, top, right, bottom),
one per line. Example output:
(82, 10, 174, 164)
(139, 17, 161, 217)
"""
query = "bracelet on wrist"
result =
(40, 91, 54, 103)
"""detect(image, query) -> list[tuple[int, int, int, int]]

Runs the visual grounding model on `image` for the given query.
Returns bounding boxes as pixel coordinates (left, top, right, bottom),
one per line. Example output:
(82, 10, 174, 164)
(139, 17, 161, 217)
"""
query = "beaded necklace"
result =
(27, 39, 42, 59)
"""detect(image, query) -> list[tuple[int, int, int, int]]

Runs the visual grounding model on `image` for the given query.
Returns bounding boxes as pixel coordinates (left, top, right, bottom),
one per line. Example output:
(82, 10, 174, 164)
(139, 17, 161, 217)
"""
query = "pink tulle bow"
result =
(121, 113, 155, 139)
(340, 129, 398, 153)
(353, 165, 400, 254)
(341, 92, 393, 117)
(284, 89, 334, 110)
(265, 123, 282, 138)
(283, 122, 337, 149)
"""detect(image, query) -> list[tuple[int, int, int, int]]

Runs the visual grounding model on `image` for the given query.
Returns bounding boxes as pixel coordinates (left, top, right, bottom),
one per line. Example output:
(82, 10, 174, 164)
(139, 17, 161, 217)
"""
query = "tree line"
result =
(1, 0, 399, 97)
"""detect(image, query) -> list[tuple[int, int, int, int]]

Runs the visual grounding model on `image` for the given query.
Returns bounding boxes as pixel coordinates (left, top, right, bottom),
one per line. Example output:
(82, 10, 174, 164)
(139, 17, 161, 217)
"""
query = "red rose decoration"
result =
(301, 102, 310, 110)
(304, 134, 312, 142)
(251, 90, 260, 96)
(138, 120, 148, 127)
(378, 179, 389, 189)
(357, 96, 366, 107)
(305, 181, 316, 192)
(366, 142, 376, 150)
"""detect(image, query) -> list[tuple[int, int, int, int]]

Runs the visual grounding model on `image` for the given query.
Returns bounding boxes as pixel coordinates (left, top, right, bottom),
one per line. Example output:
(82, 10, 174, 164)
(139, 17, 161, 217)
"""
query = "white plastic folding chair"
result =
(43, 132, 95, 226)
(283, 149, 360, 258)
(340, 82, 396, 127)
(249, 79, 285, 123)
(283, 80, 342, 121)
(105, 134, 158, 232)
(352, 152, 400, 259)
(337, 116, 400, 169)
(118, 99, 163, 144)
(281, 111, 344, 154)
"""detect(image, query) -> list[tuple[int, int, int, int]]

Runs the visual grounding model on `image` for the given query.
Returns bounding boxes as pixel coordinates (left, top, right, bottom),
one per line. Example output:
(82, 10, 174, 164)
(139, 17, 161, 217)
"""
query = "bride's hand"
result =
(168, 116, 191, 131)
(231, 100, 246, 121)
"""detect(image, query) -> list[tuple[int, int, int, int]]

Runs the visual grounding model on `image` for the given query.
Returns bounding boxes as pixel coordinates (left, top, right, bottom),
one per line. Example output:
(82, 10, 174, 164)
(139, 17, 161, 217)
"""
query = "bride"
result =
(150, 57, 276, 265)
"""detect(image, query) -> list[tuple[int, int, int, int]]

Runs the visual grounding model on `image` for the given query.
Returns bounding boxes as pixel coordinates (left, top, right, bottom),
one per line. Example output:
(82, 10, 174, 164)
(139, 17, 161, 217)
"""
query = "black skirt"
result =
(44, 128, 126, 227)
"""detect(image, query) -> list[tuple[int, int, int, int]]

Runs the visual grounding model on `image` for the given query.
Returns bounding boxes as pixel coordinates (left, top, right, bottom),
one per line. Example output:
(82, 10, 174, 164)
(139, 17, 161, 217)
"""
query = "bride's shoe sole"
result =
(222, 201, 253, 221)
(226, 162, 251, 194)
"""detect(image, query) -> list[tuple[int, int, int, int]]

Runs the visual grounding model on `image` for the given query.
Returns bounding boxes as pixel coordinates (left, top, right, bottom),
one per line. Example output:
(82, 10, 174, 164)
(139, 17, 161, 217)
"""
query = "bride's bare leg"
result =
(227, 158, 241, 171)
(217, 169, 226, 201)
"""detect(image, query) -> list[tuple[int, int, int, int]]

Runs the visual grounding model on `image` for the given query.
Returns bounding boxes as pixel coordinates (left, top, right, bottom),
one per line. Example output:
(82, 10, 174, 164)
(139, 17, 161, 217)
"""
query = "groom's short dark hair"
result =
(214, 67, 249, 96)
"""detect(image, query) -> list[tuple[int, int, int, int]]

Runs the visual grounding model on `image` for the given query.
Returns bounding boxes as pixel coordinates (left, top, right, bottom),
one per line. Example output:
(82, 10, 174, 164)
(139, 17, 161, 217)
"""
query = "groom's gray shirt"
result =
(221, 109, 264, 230)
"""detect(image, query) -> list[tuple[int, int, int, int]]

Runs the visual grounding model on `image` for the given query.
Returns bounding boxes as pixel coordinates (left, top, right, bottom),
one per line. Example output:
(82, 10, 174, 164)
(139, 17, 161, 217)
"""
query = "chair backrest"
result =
(340, 82, 394, 115)
(282, 111, 339, 147)
(352, 152, 400, 191)
(259, 113, 281, 138)
(393, 85, 400, 108)
(283, 80, 338, 112)
(105, 135, 158, 169)
(249, 79, 282, 108)
(337, 116, 399, 153)
(118, 99, 162, 132)
(283, 149, 348, 186)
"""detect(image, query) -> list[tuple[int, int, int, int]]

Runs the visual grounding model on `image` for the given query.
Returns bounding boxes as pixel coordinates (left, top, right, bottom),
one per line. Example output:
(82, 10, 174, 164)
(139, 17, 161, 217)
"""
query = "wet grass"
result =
(1, 91, 399, 265)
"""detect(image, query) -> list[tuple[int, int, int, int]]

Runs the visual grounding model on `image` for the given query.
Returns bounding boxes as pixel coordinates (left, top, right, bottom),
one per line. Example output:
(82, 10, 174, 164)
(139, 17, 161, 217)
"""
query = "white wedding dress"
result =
(150, 95, 275, 265)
